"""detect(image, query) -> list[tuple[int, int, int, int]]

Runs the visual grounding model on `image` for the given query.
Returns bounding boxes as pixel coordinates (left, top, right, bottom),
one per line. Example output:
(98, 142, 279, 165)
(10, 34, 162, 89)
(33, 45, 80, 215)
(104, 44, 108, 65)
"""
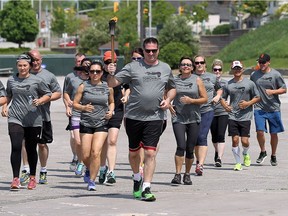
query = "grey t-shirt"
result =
(172, 74, 201, 124)
(222, 77, 260, 121)
(114, 59, 176, 121)
(0, 80, 6, 97)
(63, 71, 77, 97)
(31, 68, 61, 121)
(195, 72, 221, 114)
(214, 78, 228, 117)
(250, 68, 286, 112)
(64, 76, 85, 117)
(80, 80, 110, 128)
(6, 74, 52, 127)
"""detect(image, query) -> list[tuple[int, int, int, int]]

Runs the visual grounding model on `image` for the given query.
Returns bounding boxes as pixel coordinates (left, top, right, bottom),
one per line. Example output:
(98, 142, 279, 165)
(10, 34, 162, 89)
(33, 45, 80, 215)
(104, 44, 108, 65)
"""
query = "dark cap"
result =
(258, 53, 270, 62)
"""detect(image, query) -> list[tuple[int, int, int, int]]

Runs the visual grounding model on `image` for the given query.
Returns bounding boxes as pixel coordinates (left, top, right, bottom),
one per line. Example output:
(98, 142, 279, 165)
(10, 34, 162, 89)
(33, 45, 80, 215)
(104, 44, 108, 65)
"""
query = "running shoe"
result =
(69, 159, 78, 171)
(39, 172, 48, 184)
(106, 171, 116, 184)
(75, 162, 84, 176)
(171, 174, 181, 185)
(243, 154, 251, 167)
(215, 158, 222, 167)
(27, 177, 37, 190)
(256, 151, 267, 164)
(141, 187, 156, 202)
(233, 163, 242, 171)
(270, 155, 278, 166)
(83, 169, 90, 183)
(183, 174, 192, 185)
(87, 180, 96, 191)
(10, 177, 21, 191)
(99, 165, 108, 184)
(133, 176, 143, 199)
(195, 164, 203, 176)
(20, 170, 30, 186)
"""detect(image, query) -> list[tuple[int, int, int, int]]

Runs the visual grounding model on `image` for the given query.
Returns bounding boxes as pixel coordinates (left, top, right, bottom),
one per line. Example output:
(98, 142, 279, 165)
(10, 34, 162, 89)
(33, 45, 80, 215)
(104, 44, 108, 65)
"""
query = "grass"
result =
(207, 18, 288, 74)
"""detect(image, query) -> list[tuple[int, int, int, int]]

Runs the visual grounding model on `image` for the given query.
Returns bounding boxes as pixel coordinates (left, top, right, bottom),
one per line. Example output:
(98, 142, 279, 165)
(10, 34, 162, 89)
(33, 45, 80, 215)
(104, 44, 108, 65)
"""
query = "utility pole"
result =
(140, 0, 144, 43)
(148, 0, 152, 37)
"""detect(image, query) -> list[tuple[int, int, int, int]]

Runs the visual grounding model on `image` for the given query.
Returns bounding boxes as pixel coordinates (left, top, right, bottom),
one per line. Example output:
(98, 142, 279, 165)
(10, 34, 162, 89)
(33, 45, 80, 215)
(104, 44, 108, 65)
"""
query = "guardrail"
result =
(0, 67, 13, 76)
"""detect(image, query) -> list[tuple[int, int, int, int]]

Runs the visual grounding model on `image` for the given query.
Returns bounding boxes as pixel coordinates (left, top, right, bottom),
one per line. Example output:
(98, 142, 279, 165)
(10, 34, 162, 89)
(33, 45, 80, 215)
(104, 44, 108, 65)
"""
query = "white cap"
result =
(231, 60, 243, 69)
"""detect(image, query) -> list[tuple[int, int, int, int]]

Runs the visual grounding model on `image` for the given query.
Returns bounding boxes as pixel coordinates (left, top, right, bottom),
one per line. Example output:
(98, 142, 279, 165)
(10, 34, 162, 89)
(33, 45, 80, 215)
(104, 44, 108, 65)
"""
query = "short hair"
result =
(143, 37, 159, 48)
(75, 52, 86, 58)
(131, 47, 144, 57)
(211, 59, 223, 69)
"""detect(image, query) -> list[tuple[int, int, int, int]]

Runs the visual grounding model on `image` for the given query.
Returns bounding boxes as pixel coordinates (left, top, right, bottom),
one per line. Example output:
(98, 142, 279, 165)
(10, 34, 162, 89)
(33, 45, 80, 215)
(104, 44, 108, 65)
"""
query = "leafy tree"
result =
(0, 0, 38, 48)
(242, 1, 267, 16)
(51, 7, 81, 37)
(158, 42, 192, 69)
(275, 3, 288, 18)
(158, 15, 198, 56)
(186, 1, 209, 24)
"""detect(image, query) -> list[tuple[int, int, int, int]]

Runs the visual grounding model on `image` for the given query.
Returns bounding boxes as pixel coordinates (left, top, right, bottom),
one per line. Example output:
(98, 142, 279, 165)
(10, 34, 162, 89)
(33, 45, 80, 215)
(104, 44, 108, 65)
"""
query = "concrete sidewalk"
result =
(0, 76, 288, 216)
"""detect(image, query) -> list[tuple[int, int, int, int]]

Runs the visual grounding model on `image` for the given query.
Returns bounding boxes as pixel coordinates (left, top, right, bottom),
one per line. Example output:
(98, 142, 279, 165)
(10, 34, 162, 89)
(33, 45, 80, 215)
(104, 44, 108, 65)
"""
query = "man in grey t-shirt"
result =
(221, 61, 260, 171)
(107, 37, 176, 202)
(250, 53, 287, 166)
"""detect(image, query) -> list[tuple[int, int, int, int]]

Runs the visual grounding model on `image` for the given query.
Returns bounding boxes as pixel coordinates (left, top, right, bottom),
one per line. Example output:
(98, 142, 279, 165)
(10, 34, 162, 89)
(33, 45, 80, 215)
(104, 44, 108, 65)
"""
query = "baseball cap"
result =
(258, 53, 270, 63)
(231, 60, 243, 69)
(103, 51, 117, 62)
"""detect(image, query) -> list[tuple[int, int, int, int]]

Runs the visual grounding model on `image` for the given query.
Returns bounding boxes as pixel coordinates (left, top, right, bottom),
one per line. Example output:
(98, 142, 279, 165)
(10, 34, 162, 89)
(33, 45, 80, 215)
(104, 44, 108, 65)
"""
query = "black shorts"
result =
(80, 124, 108, 134)
(125, 118, 164, 151)
(65, 117, 72, 131)
(228, 119, 251, 137)
(39, 121, 53, 144)
(108, 110, 124, 129)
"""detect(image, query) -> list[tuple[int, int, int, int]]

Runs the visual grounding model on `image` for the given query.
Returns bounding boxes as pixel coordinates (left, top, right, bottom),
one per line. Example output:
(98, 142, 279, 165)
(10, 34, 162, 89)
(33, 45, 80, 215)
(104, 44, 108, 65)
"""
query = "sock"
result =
(133, 172, 141, 181)
(142, 182, 151, 191)
(23, 165, 30, 173)
(73, 155, 78, 161)
(40, 167, 47, 173)
(100, 166, 107, 171)
(242, 146, 249, 155)
(232, 146, 241, 164)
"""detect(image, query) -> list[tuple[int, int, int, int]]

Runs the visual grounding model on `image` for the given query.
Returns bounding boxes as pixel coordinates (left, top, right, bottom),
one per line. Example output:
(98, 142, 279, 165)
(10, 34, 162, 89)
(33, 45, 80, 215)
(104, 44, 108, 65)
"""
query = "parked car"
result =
(58, 40, 76, 47)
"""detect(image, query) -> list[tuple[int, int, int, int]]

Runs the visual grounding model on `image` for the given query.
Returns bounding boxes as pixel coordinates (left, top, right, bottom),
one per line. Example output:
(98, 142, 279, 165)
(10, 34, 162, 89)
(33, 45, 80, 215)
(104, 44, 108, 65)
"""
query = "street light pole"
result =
(148, 0, 152, 37)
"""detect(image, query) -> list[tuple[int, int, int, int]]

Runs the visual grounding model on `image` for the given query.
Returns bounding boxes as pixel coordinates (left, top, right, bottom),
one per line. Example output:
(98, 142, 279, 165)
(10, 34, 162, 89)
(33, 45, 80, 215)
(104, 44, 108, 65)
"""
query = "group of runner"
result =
(0, 37, 286, 203)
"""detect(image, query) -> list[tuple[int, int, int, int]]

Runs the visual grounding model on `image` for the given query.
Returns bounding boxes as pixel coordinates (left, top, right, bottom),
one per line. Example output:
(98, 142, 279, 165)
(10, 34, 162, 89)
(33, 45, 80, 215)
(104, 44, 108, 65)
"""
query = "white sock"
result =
(242, 146, 249, 155)
(40, 167, 47, 172)
(232, 146, 241, 164)
(100, 166, 107, 171)
(142, 182, 151, 191)
(133, 173, 141, 181)
(23, 165, 30, 173)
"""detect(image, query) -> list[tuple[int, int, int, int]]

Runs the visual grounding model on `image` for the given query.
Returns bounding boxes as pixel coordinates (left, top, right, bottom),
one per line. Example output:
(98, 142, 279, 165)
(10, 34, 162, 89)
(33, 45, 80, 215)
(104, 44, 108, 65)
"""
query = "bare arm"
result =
(73, 84, 94, 112)
(105, 88, 115, 120)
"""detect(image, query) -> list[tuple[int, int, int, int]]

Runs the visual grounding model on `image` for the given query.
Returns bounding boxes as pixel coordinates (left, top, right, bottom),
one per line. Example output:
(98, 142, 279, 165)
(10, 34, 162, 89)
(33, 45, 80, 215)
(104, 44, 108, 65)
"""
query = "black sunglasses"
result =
(131, 57, 143, 61)
(195, 61, 205, 65)
(213, 68, 222, 72)
(144, 49, 158, 54)
(89, 70, 102, 74)
(180, 63, 192, 67)
(258, 60, 267, 64)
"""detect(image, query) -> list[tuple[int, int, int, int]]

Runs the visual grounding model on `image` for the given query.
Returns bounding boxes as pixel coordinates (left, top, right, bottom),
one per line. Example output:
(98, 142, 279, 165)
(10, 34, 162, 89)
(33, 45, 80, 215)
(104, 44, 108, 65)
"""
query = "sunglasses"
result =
(89, 70, 102, 74)
(195, 61, 205, 65)
(232, 66, 242, 70)
(213, 68, 222, 72)
(180, 63, 192, 67)
(131, 57, 143, 61)
(104, 60, 117, 65)
(144, 49, 158, 54)
(258, 60, 267, 64)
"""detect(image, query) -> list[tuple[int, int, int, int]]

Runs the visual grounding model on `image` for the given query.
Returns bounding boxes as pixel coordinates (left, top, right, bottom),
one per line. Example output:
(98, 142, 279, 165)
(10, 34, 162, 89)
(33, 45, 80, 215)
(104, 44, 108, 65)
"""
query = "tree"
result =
(51, 7, 81, 37)
(158, 15, 198, 56)
(158, 42, 192, 69)
(0, 0, 38, 48)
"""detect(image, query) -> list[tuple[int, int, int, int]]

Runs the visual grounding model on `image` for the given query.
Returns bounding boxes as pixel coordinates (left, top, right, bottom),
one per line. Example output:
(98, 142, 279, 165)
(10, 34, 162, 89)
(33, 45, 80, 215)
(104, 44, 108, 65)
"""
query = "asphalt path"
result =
(0, 76, 288, 216)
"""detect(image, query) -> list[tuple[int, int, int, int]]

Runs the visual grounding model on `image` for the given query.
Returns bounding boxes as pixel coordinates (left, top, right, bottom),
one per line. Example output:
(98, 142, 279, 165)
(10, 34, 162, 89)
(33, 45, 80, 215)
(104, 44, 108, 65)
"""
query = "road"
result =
(0, 76, 288, 216)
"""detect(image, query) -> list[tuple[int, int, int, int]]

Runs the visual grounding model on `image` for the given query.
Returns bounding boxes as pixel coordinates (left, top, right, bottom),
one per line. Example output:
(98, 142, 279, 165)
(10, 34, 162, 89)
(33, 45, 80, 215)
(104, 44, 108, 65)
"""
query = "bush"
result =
(158, 42, 192, 69)
(0, 47, 30, 54)
(212, 24, 231, 35)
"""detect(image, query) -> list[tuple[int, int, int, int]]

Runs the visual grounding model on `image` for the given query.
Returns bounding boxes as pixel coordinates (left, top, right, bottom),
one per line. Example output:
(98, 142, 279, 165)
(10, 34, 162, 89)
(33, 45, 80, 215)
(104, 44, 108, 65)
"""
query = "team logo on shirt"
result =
(143, 71, 161, 82)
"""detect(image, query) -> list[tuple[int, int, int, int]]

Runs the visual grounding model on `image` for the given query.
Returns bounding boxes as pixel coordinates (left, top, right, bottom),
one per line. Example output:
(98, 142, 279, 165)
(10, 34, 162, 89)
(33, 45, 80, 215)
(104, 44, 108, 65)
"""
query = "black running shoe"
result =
(141, 187, 156, 202)
(270, 155, 278, 166)
(171, 174, 181, 185)
(183, 174, 192, 185)
(215, 158, 222, 167)
(256, 151, 267, 164)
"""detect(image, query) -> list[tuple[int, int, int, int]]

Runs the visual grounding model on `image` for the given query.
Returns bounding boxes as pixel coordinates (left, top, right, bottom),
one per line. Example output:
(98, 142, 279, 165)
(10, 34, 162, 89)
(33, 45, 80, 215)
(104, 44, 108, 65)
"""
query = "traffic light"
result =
(114, 1, 119, 12)
(143, 8, 148, 14)
(178, 6, 184, 15)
